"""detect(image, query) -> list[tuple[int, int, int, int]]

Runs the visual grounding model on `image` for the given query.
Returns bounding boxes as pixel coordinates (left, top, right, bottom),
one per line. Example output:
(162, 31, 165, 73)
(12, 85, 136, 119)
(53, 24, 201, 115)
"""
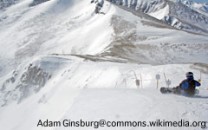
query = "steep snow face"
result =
(149, 3, 169, 19)
(110, 0, 208, 34)
(0, 0, 116, 106)
(0, 0, 114, 76)
(0, 0, 208, 77)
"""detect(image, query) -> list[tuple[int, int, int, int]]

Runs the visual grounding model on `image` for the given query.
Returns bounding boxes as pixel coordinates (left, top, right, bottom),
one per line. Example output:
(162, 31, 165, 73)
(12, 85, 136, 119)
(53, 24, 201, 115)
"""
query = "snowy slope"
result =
(0, 0, 208, 130)
(0, 0, 114, 76)
(0, 0, 208, 73)
(0, 56, 208, 130)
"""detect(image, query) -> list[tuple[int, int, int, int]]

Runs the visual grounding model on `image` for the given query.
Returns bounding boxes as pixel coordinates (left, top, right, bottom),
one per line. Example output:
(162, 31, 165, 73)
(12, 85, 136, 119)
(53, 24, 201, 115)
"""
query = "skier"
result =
(174, 72, 201, 96)
(91, 0, 104, 14)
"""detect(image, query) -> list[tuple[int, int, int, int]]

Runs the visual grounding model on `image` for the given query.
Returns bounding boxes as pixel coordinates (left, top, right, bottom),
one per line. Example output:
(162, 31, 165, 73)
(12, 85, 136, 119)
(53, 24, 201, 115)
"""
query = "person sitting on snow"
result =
(174, 72, 201, 96)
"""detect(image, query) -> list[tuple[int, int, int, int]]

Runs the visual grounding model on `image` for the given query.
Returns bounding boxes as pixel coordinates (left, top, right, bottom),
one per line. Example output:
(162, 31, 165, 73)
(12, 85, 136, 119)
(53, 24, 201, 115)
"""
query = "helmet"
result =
(186, 72, 193, 79)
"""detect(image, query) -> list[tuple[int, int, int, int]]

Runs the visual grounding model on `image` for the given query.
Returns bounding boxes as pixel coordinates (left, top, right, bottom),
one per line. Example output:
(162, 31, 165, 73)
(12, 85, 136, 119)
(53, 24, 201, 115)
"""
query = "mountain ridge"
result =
(108, 0, 208, 34)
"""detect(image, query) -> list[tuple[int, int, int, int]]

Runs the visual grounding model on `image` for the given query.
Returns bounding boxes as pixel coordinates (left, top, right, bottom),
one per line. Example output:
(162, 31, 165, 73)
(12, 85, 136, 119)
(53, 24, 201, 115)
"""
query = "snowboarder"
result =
(91, 0, 104, 14)
(176, 72, 201, 95)
(161, 72, 201, 96)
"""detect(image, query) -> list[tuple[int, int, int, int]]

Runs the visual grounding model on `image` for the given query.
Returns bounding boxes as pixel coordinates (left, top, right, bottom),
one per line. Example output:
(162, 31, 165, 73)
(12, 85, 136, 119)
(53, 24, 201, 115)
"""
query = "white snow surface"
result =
(0, 0, 208, 130)
(149, 4, 169, 20)
(0, 56, 208, 130)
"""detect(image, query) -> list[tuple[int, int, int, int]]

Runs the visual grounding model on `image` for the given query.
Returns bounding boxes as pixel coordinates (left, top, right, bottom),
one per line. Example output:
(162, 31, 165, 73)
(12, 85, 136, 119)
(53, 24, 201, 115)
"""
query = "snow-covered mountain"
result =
(0, 0, 18, 9)
(109, 0, 208, 34)
(182, 0, 208, 16)
(0, 0, 208, 130)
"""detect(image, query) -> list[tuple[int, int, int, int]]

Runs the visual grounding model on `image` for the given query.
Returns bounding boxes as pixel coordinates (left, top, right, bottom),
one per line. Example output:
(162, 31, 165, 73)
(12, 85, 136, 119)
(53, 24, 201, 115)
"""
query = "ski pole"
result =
(128, 70, 140, 88)
(156, 74, 161, 89)
(164, 73, 167, 87)
(199, 71, 202, 83)
(140, 74, 143, 88)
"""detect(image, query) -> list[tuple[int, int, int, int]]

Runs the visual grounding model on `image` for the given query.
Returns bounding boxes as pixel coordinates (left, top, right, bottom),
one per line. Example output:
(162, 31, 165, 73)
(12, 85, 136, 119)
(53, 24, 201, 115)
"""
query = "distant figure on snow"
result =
(91, 0, 104, 14)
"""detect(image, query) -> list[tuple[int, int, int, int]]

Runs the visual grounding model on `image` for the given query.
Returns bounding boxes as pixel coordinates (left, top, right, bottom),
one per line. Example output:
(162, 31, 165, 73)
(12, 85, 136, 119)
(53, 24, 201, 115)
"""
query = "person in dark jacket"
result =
(174, 72, 201, 96)
(91, 0, 104, 14)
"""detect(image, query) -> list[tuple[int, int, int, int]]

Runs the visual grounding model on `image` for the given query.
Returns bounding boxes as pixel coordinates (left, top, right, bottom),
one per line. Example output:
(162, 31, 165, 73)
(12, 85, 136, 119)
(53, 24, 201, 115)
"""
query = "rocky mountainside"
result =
(109, 0, 208, 34)
(0, 0, 18, 9)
